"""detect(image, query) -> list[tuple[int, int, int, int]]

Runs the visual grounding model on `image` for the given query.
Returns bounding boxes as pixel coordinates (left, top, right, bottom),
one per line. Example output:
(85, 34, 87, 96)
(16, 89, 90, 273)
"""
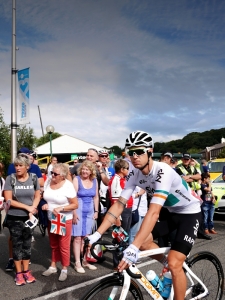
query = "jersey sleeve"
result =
(150, 165, 174, 206)
(120, 169, 137, 201)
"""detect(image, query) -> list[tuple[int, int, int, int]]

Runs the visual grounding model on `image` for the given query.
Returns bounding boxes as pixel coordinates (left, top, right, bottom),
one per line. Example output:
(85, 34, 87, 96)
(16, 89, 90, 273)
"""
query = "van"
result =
(207, 158, 225, 180)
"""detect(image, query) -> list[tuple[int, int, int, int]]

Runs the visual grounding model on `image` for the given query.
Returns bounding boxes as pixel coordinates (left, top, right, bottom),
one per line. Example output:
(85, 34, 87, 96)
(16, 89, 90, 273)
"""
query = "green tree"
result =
(17, 125, 36, 150)
(0, 107, 11, 172)
(217, 149, 225, 158)
(35, 132, 61, 147)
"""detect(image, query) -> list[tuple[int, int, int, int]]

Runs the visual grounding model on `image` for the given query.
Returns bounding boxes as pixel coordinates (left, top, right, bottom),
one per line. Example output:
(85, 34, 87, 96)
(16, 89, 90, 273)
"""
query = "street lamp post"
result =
(46, 125, 55, 158)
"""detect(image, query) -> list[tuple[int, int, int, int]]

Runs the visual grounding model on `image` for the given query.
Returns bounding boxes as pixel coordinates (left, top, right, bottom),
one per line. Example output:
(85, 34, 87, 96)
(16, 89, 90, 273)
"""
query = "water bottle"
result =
(146, 270, 164, 293)
(112, 226, 129, 242)
(161, 271, 172, 298)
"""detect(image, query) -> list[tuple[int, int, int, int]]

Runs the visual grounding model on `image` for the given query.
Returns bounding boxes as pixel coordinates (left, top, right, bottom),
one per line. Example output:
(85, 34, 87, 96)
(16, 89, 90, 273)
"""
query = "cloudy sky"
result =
(1, 0, 225, 148)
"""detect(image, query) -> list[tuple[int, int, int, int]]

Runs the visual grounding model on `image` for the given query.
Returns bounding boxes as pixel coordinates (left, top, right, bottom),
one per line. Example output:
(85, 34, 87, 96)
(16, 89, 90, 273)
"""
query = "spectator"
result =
(0, 162, 5, 196)
(47, 157, 58, 179)
(4, 154, 40, 286)
(98, 150, 111, 214)
(72, 160, 99, 273)
(160, 151, 174, 167)
(201, 159, 209, 174)
(129, 187, 147, 244)
(42, 163, 78, 282)
(5, 147, 44, 272)
(201, 173, 217, 234)
(108, 159, 133, 269)
(176, 153, 211, 240)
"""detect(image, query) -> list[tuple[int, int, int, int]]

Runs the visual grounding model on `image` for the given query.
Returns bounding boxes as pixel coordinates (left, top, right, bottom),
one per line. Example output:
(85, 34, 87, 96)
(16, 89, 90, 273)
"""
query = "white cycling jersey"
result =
(121, 160, 201, 214)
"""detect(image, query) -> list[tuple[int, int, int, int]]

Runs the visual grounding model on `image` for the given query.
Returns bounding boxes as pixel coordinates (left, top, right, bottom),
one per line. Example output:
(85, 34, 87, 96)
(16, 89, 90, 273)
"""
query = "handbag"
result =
(86, 220, 103, 263)
(131, 196, 141, 227)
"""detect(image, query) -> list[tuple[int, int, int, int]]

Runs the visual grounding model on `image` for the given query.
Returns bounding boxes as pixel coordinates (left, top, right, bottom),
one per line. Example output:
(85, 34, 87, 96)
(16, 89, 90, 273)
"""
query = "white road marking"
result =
(33, 260, 156, 299)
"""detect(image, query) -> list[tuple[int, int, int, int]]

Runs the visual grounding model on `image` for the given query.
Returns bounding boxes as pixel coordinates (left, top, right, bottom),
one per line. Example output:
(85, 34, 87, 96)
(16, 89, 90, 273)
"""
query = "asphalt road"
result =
(0, 215, 224, 300)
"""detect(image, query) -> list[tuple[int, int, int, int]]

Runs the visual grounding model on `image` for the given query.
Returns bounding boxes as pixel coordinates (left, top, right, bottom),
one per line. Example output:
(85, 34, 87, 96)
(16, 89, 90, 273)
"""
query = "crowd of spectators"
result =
(0, 146, 218, 286)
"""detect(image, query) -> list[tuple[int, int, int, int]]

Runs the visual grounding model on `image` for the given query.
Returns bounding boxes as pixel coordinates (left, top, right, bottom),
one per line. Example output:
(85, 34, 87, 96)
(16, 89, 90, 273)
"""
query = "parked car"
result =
(211, 174, 225, 215)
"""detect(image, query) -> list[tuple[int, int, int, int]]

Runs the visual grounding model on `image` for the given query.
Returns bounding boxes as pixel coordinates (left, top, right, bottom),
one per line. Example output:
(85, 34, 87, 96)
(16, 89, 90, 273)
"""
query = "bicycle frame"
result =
(112, 247, 209, 300)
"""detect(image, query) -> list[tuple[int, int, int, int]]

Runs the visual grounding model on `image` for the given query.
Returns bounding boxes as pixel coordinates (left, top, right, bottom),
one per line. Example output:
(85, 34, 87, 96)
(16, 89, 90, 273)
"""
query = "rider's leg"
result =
(167, 250, 186, 300)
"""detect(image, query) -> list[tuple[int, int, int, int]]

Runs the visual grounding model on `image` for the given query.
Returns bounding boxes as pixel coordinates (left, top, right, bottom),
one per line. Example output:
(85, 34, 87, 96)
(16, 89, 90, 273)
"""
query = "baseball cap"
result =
(162, 151, 173, 158)
(182, 153, 191, 159)
(18, 147, 32, 154)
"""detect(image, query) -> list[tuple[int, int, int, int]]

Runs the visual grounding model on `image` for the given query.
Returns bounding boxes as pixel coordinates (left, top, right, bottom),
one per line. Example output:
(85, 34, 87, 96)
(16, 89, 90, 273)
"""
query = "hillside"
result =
(153, 128, 225, 153)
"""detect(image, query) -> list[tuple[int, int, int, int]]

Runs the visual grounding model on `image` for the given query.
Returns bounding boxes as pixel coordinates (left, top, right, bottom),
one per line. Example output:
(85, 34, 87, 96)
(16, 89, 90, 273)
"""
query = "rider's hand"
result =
(88, 231, 102, 245)
(122, 244, 139, 265)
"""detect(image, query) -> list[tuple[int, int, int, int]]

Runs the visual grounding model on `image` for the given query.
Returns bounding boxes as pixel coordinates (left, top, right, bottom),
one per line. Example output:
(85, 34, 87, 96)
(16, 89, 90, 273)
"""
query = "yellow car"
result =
(211, 174, 225, 214)
(208, 158, 225, 180)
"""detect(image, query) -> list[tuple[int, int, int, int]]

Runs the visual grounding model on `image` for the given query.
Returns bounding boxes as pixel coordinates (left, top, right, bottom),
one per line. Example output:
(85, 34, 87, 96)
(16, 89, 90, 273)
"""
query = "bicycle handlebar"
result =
(126, 267, 142, 279)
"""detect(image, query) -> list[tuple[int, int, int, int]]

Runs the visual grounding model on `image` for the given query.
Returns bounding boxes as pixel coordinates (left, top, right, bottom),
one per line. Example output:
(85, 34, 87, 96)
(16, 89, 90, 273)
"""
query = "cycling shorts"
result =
(152, 208, 202, 256)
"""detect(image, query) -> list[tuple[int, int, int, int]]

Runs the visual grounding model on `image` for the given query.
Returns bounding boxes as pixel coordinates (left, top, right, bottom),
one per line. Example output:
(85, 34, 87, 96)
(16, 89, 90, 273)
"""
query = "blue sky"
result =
(1, 0, 225, 148)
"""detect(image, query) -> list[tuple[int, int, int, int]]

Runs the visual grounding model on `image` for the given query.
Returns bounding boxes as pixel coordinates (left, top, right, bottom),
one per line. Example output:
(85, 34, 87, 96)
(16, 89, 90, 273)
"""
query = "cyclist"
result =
(88, 130, 202, 300)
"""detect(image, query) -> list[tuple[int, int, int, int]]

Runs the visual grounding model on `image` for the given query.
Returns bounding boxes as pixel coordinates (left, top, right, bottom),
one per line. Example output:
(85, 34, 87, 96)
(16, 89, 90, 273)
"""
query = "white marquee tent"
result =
(35, 134, 105, 155)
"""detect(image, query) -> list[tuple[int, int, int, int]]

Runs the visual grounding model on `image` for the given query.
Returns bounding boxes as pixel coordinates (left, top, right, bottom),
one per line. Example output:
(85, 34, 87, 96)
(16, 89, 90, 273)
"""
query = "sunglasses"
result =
(99, 155, 108, 158)
(128, 148, 148, 157)
(51, 171, 61, 176)
(123, 167, 129, 170)
(74, 161, 78, 163)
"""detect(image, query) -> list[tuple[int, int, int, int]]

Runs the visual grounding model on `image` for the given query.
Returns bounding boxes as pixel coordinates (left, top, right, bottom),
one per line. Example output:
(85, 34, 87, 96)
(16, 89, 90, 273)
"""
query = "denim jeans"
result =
(202, 202, 215, 230)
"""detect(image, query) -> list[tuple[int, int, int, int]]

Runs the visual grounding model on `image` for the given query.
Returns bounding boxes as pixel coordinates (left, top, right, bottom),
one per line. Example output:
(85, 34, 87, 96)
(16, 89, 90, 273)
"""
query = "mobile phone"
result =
(25, 215, 38, 229)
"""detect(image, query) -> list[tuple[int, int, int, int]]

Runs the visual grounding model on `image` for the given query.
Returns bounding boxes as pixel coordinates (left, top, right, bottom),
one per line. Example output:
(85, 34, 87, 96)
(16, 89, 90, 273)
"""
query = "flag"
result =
(50, 213, 66, 236)
(18, 68, 30, 124)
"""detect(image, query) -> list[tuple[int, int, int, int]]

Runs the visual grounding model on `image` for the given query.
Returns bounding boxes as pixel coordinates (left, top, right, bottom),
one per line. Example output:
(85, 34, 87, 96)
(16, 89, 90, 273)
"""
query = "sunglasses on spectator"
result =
(99, 155, 108, 158)
(51, 171, 61, 176)
(128, 148, 148, 157)
(74, 161, 78, 164)
(123, 167, 129, 170)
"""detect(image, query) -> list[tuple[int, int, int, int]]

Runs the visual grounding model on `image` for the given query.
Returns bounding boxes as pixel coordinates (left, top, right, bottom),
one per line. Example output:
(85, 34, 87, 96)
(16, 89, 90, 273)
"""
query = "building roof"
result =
(35, 134, 105, 155)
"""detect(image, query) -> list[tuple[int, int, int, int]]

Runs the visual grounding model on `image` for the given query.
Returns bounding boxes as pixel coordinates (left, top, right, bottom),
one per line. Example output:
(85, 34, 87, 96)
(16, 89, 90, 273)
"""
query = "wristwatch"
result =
(189, 175, 192, 179)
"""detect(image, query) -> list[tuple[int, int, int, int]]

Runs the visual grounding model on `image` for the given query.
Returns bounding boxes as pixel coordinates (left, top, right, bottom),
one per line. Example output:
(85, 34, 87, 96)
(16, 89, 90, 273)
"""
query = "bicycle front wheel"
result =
(81, 274, 144, 300)
(186, 251, 224, 300)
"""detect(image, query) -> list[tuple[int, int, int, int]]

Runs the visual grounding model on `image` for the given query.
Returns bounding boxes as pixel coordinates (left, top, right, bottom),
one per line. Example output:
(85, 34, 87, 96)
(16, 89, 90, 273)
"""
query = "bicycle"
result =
(81, 239, 224, 300)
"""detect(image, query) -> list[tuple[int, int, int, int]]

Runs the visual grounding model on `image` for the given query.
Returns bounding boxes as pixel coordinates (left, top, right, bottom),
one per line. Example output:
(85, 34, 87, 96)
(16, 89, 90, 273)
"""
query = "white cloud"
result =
(1, 0, 225, 149)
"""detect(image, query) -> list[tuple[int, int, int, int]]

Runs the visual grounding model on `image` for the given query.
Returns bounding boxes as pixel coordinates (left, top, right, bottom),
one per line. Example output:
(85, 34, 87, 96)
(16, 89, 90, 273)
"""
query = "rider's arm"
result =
(96, 196, 127, 235)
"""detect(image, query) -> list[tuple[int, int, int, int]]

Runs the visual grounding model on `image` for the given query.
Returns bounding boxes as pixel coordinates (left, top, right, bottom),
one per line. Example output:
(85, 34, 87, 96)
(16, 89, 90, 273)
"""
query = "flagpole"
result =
(11, 0, 18, 161)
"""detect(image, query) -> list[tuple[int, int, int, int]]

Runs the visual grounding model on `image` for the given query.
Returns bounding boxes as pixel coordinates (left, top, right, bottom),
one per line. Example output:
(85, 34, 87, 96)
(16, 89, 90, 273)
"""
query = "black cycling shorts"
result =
(152, 208, 202, 256)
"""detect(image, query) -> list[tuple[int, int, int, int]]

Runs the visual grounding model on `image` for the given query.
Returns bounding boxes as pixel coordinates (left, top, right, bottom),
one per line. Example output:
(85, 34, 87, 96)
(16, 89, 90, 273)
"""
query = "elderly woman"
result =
(42, 163, 78, 281)
(4, 154, 40, 286)
(72, 160, 99, 273)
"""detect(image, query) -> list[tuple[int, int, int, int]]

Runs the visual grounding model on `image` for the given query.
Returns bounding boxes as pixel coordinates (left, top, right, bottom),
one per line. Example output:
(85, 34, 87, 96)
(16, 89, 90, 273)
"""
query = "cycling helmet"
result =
(125, 131, 154, 148)
(98, 149, 109, 155)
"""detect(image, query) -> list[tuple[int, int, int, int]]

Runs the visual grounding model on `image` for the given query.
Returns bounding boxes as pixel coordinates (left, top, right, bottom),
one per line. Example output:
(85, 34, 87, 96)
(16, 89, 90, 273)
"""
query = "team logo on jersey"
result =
(146, 186, 154, 194)
(193, 219, 199, 236)
(155, 169, 164, 183)
(126, 170, 134, 181)
(139, 179, 147, 184)
(175, 190, 191, 202)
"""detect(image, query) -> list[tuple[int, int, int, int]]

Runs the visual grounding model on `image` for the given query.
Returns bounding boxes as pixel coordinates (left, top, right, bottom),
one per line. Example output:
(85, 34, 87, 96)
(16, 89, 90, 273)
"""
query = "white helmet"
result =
(125, 131, 154, 148)
(98, 149, 109, 155)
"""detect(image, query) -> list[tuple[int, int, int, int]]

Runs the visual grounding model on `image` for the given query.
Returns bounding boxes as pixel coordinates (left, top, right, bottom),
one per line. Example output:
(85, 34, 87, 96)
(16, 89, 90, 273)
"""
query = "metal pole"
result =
(11, 0, 17, 162)
(38, 105, 44, 137)
(49, 133, 52, 158)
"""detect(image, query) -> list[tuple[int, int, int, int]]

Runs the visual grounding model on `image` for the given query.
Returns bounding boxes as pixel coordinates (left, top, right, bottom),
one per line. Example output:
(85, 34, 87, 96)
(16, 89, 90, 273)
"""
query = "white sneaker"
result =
(42, 267, 57, 276)
(31, 236, 35, 243)
(58, 270, 67, 281)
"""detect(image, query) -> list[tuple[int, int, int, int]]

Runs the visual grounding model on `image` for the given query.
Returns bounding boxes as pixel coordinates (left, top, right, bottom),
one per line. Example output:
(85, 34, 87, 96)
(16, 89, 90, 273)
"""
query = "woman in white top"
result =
(42, 163, 78, 282)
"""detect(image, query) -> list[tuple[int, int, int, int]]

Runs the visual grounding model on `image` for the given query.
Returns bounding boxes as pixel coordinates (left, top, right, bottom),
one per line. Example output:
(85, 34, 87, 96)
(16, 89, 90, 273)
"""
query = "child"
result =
(200, 173, 217, 234)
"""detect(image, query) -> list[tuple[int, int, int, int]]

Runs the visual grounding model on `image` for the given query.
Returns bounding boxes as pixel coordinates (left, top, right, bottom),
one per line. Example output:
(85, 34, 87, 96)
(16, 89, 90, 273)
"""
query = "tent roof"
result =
(35, 134, 105, 155)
